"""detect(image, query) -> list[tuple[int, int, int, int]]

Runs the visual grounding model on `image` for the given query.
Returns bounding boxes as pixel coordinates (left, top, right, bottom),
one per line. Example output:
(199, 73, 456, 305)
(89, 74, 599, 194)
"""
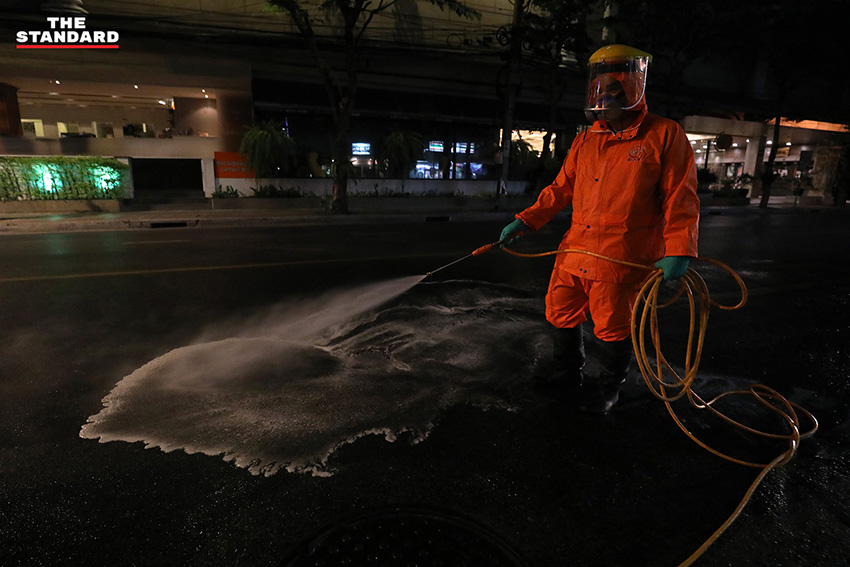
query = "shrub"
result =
(239, 121, 296, 178)
(212, 185, 240, 198)
(251, 185, 303, 198)
(377, 130, 424, 179)
(696, 169, 719, 192)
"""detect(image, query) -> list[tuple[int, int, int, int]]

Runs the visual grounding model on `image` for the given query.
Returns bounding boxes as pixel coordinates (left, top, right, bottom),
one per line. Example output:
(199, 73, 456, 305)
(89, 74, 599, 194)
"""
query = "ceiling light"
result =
(133, 85, 139, 89)
(785, 142, 792, 146)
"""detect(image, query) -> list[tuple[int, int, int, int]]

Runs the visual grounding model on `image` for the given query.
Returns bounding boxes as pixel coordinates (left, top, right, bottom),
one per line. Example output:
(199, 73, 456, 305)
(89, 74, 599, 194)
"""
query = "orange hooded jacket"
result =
(516, 108, 700, 283)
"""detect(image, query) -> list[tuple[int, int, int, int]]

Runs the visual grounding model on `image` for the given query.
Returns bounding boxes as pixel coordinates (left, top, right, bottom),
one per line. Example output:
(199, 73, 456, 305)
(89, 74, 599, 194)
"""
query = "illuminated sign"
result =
(16, 16, 119, 49)
(352, 143, 371, 155)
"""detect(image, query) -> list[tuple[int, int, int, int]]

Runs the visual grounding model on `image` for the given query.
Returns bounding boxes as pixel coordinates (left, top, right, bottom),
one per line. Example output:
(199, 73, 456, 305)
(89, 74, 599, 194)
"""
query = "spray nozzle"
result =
(472, 231, 526, 256)
(425, 232, 526, 277)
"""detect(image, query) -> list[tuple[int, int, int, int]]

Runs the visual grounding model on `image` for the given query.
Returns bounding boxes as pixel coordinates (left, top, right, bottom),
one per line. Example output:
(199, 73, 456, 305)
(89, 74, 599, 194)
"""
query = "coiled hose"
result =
(499, 246, 818, 567)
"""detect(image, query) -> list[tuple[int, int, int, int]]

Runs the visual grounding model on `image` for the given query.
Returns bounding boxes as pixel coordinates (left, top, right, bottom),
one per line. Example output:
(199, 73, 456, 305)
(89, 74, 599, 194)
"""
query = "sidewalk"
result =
(0, 197, 535, 233)
(0, 203, 518, 233)
(0, 199, 842, 234)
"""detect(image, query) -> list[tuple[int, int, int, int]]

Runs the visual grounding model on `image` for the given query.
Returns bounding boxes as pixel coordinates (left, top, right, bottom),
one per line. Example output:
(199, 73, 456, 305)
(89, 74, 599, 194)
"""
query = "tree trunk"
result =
(835, 183, 848, 206)
(496, 0, 524, 205)
(331, 110, 351, 214)
(281, 1, 358, 215)
(758, 116, 782, 208)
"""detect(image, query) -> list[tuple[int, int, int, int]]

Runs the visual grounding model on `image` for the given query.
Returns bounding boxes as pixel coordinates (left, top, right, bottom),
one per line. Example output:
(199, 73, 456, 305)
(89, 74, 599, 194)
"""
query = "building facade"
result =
(1, 0, 846, 204)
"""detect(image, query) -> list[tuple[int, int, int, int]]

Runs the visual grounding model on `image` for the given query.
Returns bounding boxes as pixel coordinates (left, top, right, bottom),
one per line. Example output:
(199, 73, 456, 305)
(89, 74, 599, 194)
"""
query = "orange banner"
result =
(214, 152, 254, 178)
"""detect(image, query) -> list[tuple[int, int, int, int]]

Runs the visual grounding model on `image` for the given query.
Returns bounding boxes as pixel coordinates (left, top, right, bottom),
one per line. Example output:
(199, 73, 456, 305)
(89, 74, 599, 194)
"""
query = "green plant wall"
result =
(0, 157, 129, 201)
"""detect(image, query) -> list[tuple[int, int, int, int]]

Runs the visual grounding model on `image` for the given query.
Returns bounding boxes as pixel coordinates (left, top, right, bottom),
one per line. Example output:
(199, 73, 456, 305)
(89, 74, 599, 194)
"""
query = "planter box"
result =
(210, 197, 324, 210)
(210, 195, 537, 214)
(698, 194, 750, 207)
(348, 195, 537, 213)
(0, 199, 121, 213)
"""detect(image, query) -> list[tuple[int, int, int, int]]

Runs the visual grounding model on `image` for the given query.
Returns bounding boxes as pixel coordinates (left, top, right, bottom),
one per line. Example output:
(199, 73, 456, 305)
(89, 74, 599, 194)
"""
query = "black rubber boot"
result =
(535, 326, 585, 393)
(579, 338, 633, 415)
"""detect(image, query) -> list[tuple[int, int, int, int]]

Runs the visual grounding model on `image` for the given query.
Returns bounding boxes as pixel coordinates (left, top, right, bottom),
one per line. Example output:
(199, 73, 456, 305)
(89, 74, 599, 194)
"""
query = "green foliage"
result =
(239, 121, 297, 178)
(212, 185, 240, 198)
(251, 184, 304, 198)
(525, 0, 595, 66)
(329, 159, 359, 184)
(378, 130, 424, 179)
(718, 174, 753, 192)
(696, 168, 719, 192)
(422, 188, 466, 199)
(269, 0, 481, 28)
(424, 0, 481, 20)
(351, 184, 410, 198)
(0, 156, 128, 201)
(714, 175, 751, 197)
(509, 139, 540, 180)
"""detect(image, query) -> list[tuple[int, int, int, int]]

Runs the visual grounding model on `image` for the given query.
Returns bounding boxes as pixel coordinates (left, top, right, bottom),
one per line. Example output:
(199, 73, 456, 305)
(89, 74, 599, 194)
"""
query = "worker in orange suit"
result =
(500, 44, 700, 414)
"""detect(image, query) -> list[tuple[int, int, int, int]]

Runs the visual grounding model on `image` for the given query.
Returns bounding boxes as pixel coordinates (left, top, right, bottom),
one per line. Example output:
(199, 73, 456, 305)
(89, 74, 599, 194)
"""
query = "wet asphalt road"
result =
(0, 207, 848, 566)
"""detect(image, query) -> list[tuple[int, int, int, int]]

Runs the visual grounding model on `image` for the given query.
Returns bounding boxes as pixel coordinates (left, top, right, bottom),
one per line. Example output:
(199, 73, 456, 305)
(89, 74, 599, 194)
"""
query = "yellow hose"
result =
(499, 246, 818, 566)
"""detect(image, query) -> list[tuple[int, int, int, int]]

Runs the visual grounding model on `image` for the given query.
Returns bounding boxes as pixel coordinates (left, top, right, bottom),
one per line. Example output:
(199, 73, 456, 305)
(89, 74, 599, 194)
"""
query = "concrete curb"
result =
(0, 209, 523, 234)
(0, 204, 844, 235)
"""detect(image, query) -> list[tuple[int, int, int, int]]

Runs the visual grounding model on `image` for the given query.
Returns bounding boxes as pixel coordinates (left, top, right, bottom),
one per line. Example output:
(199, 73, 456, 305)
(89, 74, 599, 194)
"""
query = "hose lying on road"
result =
(499, 245, 819, 567)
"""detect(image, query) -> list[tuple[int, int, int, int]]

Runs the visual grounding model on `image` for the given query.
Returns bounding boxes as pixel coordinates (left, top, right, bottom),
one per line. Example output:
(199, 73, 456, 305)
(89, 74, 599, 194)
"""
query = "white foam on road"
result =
(81, 280, 547, 476)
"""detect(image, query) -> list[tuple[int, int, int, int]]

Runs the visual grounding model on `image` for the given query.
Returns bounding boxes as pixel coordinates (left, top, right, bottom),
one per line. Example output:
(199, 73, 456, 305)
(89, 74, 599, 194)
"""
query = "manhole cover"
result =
(281, 506, 532, 567)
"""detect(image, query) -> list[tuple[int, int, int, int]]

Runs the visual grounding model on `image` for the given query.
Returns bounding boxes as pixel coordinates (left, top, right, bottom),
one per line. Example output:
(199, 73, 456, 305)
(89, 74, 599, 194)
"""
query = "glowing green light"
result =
(32, 163, 63, 193)
(0, 156, 128, 201)
(90, 165, 121, 192)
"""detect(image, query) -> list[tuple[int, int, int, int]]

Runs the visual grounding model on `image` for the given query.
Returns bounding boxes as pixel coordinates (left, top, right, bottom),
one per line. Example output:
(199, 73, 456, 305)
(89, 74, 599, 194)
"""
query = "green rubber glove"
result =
(499, 219, 530, 246)
(654, 256, 691, 280)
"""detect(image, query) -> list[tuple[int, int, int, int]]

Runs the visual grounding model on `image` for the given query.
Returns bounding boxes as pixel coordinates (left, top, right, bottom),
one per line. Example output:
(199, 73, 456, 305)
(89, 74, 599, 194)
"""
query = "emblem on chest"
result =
(627, 144, 645, 162)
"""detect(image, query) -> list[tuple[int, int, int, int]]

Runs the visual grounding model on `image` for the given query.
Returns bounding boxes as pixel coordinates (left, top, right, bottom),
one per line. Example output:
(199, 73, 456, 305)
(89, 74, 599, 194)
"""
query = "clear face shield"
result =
(584, 56, 650, 124)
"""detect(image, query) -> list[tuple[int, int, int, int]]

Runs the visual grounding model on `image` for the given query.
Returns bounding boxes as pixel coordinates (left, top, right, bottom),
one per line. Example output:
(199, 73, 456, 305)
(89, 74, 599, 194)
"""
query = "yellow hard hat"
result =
(588, 44, 653, 64)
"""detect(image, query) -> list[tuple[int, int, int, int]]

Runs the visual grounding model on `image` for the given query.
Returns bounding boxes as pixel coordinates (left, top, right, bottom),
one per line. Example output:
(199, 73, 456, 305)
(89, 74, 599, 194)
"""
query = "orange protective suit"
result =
(516, 108, 699, 341)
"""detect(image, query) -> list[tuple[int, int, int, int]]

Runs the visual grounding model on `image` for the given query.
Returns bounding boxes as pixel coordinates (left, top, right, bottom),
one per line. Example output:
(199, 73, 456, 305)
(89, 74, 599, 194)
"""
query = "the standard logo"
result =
(16, 16, 119, 49)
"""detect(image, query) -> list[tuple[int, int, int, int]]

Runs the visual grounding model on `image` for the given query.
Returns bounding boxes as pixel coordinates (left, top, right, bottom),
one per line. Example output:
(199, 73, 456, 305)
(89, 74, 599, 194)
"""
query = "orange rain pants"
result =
(517, 109, 700, 341)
